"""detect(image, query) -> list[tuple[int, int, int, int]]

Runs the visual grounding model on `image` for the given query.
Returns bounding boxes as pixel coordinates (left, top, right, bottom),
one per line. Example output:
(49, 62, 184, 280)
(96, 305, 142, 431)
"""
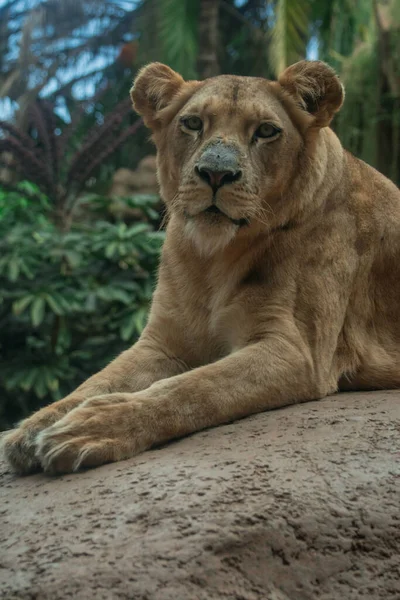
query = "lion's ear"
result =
(130, 63, 185, 127)
(278, 60, 344, 127)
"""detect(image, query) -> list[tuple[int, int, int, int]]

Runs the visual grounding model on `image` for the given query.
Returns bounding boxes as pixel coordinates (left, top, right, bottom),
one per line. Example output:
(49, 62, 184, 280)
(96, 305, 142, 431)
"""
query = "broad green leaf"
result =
(4, 370, 26, 391)
(19, 260, 35, 279)
(44, 370, 59, 392)
(18, 181, 40, 195)
(105, 242, 118, 259)
(109, 288, 132, 305)
(19, 369, 38, 392)
(56, 294, 76, 313)
(30, 296, 46, 327)
(134, 306, 149, 334)
(84, 293, 97, 313)
(120, 313, 138, 341)
(13, 295, 34, 316)
(126, 223, 151, 237)
(96, 287, 113, 302)
(8, 257, 20, 282)
(45, 294, 64, 316)
(34, 377, 48, 399)
(117, 243, 127, 256)
(64, 250, 82, 268)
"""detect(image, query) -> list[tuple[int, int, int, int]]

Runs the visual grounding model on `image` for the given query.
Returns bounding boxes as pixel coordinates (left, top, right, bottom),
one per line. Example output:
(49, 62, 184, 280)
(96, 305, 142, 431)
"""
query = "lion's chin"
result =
(184, 216, 238, 257)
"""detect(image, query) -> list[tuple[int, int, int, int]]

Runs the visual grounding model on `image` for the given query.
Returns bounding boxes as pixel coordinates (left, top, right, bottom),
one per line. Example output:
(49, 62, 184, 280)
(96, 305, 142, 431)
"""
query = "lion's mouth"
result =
(204, 205, 248, 227)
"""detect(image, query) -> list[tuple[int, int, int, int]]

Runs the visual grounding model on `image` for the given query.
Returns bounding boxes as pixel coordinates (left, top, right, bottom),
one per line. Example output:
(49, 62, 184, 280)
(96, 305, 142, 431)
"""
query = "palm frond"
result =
(335, 40, 379, 167)
(269, 0, 311, 76)
(159, 0, 199, 78)
(137, 0, 199, 79)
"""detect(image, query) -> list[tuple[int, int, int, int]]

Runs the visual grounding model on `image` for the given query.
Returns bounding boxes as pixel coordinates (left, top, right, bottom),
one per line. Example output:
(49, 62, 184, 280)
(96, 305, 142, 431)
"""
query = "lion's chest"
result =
(175, 253, 275, 363)
(208, 304, 239, 350)
(201, 288, 256, 358)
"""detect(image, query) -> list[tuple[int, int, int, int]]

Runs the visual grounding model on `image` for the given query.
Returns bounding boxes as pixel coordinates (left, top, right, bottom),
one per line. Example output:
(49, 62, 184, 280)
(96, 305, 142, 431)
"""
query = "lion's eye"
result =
(254, 123, 281, 139)
(181, 116, 203, 131)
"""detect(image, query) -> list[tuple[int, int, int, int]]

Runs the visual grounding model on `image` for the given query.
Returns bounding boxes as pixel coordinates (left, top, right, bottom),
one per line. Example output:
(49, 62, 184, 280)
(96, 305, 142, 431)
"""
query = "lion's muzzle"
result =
(195, 140, 242, 191)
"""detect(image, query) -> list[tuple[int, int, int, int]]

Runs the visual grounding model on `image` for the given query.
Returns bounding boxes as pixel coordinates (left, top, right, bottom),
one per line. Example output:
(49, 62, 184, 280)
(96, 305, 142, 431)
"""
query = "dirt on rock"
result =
(1, 391, 399, 600)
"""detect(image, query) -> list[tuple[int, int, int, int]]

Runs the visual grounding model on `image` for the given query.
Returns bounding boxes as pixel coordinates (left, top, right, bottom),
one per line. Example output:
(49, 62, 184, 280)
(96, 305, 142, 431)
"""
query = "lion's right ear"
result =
(130, 63, 185, 128)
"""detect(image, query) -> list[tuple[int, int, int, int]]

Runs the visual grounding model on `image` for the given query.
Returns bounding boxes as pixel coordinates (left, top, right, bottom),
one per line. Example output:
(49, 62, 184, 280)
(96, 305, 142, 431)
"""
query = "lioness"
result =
(3, 60, 400, 475)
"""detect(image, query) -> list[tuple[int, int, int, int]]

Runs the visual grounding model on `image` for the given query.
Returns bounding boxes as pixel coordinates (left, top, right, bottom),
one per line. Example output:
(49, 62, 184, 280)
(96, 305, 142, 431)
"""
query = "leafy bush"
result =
(0, 183, 163, 429)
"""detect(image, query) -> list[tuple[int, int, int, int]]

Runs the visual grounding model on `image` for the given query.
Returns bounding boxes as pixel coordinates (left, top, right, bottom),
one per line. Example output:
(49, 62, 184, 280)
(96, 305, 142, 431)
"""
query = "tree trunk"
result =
(197, 0, 220, 79)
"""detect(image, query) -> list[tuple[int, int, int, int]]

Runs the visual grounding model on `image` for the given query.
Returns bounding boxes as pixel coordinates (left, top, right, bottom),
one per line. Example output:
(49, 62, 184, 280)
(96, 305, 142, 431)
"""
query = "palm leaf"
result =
(155, 0, 199, 79)
(269, 0, 311, 76)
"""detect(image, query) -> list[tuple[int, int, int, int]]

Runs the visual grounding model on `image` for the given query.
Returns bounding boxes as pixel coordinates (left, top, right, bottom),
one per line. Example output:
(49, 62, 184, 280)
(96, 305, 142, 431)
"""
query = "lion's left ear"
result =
(130, 63, 185, 127)
(278, 60, 344, 127)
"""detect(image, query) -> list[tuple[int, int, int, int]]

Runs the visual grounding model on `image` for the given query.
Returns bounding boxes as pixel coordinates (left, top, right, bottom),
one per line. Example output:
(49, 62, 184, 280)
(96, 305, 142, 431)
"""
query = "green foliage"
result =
(158, 0, 200, 79)
(0, 183, 163, 429)
(329, 0, 400, 185)
(270, 0, 310, 76)
(335, 42, 380, 168)
(136, 0, 199, 79)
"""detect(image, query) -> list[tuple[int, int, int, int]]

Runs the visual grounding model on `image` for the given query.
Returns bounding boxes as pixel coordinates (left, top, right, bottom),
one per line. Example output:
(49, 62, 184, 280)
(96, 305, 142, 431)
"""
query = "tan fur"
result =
(3, 60, 400, 475)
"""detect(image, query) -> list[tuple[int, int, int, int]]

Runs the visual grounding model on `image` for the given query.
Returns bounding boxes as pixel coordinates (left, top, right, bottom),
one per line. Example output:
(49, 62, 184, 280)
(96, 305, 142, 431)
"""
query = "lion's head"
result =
(131, 61, 344, 256)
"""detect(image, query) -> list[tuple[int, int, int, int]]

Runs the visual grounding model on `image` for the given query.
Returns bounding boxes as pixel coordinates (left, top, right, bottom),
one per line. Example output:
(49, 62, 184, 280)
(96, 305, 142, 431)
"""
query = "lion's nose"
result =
(195, 166, 242, 190)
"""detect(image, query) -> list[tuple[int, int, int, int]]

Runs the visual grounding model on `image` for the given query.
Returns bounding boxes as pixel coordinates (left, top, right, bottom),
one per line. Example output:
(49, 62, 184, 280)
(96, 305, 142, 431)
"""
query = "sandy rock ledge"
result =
(1, 391, 399, 600)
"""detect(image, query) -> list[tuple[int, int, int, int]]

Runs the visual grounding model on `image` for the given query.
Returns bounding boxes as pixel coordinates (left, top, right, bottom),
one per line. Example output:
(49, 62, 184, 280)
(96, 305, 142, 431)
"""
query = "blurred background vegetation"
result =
(0, 0, 399, 428)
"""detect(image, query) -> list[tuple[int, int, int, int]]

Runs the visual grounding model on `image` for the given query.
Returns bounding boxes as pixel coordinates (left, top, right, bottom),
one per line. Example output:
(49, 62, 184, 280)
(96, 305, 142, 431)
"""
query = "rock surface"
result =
(109, 156, 158, 198)
(1, 391, 399, 600)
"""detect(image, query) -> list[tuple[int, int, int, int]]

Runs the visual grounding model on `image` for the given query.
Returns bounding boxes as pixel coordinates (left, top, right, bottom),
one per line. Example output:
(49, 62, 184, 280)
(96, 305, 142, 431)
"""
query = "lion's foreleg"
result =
(32, 336, 320, 473)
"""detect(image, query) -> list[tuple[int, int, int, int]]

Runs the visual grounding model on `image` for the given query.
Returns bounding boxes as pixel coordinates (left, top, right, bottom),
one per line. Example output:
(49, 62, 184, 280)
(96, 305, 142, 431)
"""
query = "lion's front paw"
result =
(1, 408, 64, 474)
(35, 396, 149, 474)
